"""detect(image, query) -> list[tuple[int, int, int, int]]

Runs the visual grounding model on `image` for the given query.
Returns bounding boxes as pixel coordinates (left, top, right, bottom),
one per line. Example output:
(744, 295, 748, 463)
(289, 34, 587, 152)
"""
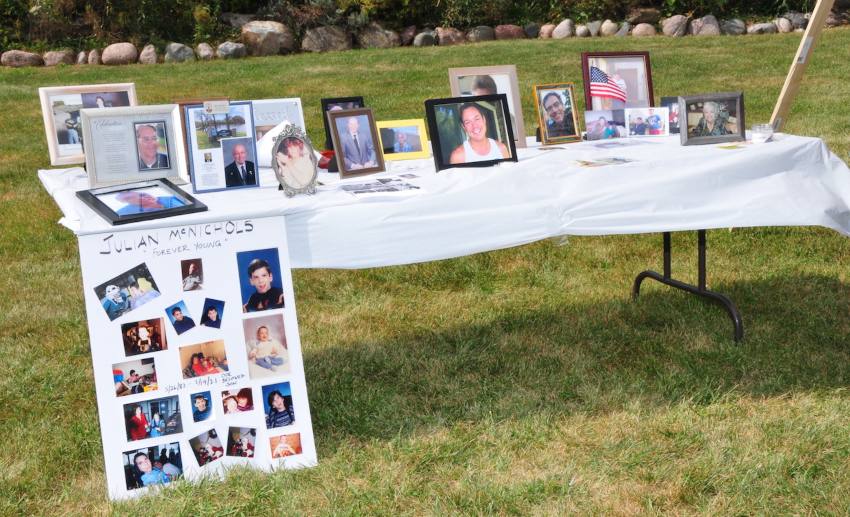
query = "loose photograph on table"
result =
(221, 386, 255, 414)
(94, 263, 160, 321)
(270, 433, 302, 459)
(581, 52, 654, 111)
(243, 314, 290, 378)
(328, 108, 385, 178)
(165, 300, 195, 335)
(122, 442, 182, 490)
(584, 110, 627, 141)
(191, 391, 213, 422)
(533, 83, 580, 145)
(425, 94, 516, 171)
(179, 340, 228, 379)
(237, 248, 285, 313)
(39, 83, 137, 166)
(625, 107, 669, 136)
(262, 381, 295, 429)
(181, 258, 203, 291)
(199, 298, 225, 329)
(113, 357, 157, 396)
(449, 65, 526, 148)
(77, 178, 207, 226)
(189, 429, 224, 467)
(226, 427, 257, 458)
(320, 96, 364, 149)
(121, 318, 167, 356)
(660, 96, 681, 134)
(80, 104, 187, 188)
(123, 395, 182, 442)
(679, 92, 745, 145)
(376, 119, 429, 161)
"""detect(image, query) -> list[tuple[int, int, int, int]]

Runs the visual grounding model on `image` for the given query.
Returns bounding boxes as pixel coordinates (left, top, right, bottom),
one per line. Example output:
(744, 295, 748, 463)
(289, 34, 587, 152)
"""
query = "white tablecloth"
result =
(39, 134, 850, 269)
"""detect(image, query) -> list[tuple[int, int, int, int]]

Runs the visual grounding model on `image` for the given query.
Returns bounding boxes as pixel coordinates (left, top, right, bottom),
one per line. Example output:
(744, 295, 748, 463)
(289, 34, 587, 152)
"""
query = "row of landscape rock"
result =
(0, 7, 844, 67)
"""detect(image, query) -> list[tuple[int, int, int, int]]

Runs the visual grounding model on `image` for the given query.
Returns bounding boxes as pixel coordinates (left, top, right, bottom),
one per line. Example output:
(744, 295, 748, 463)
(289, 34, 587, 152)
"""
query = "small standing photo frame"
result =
(532, 83, 581, 145)
(679, 92, 745, 146)
(376, 119, 430, 161)
(76, 178, 207, 226)
(39, 83, 138, 166)
(660, 96, 681, 134)
(448, 65, 526, 148)
(581, 51, 654, 111)
(327, 107, 385, 178)
(80, 104, 188, 188)
(271, 125, 318, 196)
(320, 96, 364, 150)
(625, 107, 670, 136)
(424, 94, 517, 172)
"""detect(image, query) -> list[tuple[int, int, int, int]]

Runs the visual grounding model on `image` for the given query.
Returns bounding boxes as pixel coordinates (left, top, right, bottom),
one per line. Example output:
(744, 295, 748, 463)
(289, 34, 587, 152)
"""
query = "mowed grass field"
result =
(3, 28, 850, 514)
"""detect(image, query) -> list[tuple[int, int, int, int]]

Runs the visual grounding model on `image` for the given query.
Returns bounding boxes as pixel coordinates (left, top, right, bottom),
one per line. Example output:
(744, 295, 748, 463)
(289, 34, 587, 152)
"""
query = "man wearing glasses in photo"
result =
(542, 92, 575, 138)
(136, 124, 170, 170)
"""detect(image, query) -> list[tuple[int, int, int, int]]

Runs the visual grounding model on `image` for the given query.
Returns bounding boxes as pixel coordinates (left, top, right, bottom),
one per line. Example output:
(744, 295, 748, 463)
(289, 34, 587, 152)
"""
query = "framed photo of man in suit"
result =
(221, 137, 259, 189)
(328, 108, 385, 178)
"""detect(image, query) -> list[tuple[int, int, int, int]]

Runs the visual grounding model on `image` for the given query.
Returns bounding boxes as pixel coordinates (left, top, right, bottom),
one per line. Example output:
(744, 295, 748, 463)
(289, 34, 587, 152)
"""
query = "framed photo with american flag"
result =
(581, 52, 654, 111)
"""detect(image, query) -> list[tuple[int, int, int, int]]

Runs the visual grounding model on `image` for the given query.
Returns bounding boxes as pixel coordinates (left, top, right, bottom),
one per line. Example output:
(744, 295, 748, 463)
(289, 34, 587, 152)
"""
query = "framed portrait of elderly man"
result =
(376, 119, 429, 161)
(532, 83, 580, 145)
(81, 104, 188, 188)
(679, 92, 745, 146)
(328, 107, 385, 178)
(424, 94, 517, 172)
(448, 65, 526, 148)
(581, 51, 654, 111)
(39, 83, 137, 166)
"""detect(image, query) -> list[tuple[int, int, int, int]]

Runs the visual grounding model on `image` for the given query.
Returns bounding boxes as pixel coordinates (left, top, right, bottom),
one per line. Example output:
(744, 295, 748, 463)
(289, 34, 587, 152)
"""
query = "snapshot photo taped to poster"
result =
(77, 215, 316, 500)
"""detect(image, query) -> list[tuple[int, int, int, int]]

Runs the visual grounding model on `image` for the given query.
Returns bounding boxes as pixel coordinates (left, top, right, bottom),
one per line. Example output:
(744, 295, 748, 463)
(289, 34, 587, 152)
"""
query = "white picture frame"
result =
(81, 104, 188, 188)
(448, 65, 527, 148)
(39, 83, 138, 166)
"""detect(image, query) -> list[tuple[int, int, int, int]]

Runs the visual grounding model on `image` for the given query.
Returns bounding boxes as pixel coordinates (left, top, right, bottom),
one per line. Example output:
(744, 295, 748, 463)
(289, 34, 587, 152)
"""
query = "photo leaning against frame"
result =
(320, 96, 364, 150)
(533, 83, 581, 145)
(39, 83, 138, 166)
(80, 104, 189, 188)
(376, 119, 430, 161)
(272, 124, 318, 196)
(327, 107, 386, 178)
(183, 101, 260, 193)
(424, 94, 517, 172)
(581, 51, 654, 111)
(448, 65, 526, 148)
(625, 107, 670, 136)
(76, 177, 208, 226)
(679, 92, 745, 145)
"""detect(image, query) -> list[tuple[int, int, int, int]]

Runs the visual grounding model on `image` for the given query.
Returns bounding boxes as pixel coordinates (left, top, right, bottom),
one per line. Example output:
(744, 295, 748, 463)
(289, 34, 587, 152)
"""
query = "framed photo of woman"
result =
(679, 92, 745, 145)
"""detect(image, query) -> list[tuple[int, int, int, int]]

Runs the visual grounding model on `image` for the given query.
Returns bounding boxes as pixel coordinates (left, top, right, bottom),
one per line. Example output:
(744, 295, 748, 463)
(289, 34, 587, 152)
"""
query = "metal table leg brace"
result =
(632, 230, 744, 342)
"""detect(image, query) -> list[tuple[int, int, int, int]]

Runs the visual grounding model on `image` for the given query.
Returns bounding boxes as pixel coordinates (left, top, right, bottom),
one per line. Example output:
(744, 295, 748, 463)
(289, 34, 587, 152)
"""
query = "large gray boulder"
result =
(586, 20, 602, 36)
(242, 20, 295, 55)
(524, 23, 540, 38)
(662, 15, 690, 36)
(616, 22, 632, 37)
(436, 27, 465, 45)
(87, 49, 101, 65)
(632, 23, 657, 37)
(76, 51, 87, 65)
(690, 15, 721, 35)
(552, 19, 574, 39)
(467, 26, 495, 42)
(539, 23, 555, 38)
(43, 50, 75, 66)
(221, 12, 255, 29)
(748, 22, 778, 34)
(575, 24, 591, 37)
(783, 11, 808, 29)
(413, 30, 437, 46)
(627, 7, 662, 25)
(720, 19, 746, 35)
(600, 19, 619, 36)
(357, 22, 400, 48)
(138, 44, 158, 64)
(164, 42, 195, 62)
(216, 41, 246, 59)
(495, 24, 525, 39)
(102, 42, 138, 65)
(775, 17, 793, 33)
(2, 50, 44, 67)
(302, 26, 351, 52)
(401, 25, 417, 45)
(195, 43, 214, 60)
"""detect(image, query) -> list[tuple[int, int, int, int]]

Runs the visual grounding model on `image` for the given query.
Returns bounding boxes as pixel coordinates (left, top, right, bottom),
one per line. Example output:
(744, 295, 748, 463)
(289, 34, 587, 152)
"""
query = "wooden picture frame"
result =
(424, 94, 517, 172)
(320, 96, 364, 150)
(532, 83, 581, 145)
(448, 65, 526, 148)
(376, 119, 430, 161)
(39, 83, 137, 166)
(679, 92, 745, 146)
(327, 107, 385, 178)
(581, 51, 654, 111)
(76, 178, 207, 226)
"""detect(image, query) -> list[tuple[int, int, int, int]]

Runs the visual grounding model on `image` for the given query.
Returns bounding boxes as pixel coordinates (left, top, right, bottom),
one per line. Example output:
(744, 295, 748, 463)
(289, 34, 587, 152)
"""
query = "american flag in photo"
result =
(589, 66, 627, 103)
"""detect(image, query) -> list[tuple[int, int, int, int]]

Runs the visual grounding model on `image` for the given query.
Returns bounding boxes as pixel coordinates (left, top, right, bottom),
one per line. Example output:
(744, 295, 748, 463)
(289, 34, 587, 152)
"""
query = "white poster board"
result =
(78, 215, 316, 500)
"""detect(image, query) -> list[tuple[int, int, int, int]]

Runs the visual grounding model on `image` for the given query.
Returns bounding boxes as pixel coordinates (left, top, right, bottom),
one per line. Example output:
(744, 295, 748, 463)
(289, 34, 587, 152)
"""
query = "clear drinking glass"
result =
(751, 124, 774, 144)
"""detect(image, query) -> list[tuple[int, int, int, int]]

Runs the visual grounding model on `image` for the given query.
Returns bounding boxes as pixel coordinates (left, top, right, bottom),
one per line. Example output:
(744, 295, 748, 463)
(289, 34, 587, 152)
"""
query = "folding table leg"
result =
(632, 230, 744, 342)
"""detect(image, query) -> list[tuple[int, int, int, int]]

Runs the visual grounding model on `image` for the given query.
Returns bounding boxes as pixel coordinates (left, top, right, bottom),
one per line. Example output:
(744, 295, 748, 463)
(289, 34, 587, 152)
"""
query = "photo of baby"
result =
(242, 314, 290, 379)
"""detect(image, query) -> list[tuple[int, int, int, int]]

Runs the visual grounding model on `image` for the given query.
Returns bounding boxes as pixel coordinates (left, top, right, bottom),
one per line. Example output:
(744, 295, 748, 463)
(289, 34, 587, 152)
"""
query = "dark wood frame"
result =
(76, 177, 207, 226)
(424, 94, 518, 172)
(532, 83, 581, 145)
(678, 92, 745, 146)
(581, 51, 654, 110)
(327, 107, 386, 178)
(320, 96, 365, 150)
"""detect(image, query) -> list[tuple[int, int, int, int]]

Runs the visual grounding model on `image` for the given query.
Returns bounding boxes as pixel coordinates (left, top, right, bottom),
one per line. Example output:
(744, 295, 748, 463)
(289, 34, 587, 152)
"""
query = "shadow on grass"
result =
(304, 273, 850, 453)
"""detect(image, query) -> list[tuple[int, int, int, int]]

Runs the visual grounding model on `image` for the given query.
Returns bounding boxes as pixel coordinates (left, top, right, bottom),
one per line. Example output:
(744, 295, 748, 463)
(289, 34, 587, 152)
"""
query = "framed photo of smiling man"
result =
(533, 83, 580, 145)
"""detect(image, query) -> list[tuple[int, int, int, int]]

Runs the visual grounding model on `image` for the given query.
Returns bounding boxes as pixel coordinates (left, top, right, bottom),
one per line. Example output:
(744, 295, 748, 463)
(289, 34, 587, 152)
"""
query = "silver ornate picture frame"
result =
(271, 125, 318, 196)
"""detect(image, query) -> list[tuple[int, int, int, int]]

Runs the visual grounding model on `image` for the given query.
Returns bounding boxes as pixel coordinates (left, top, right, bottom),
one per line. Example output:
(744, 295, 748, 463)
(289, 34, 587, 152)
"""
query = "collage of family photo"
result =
(179, 340, 228, 379)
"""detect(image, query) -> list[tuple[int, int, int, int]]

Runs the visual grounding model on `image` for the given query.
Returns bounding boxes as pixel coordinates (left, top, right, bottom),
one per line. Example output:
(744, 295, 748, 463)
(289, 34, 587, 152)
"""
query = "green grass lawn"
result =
(3, 29, 850, 514)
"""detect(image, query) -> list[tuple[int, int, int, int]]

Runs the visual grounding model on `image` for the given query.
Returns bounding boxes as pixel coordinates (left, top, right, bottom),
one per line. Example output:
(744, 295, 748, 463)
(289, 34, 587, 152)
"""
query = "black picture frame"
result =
(659, 96, 681, 134)
(320, 96, 365, 150)
(678, 92, 745, 146)
(424, 94, 517, 172)
(76, 178, 208, 226)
